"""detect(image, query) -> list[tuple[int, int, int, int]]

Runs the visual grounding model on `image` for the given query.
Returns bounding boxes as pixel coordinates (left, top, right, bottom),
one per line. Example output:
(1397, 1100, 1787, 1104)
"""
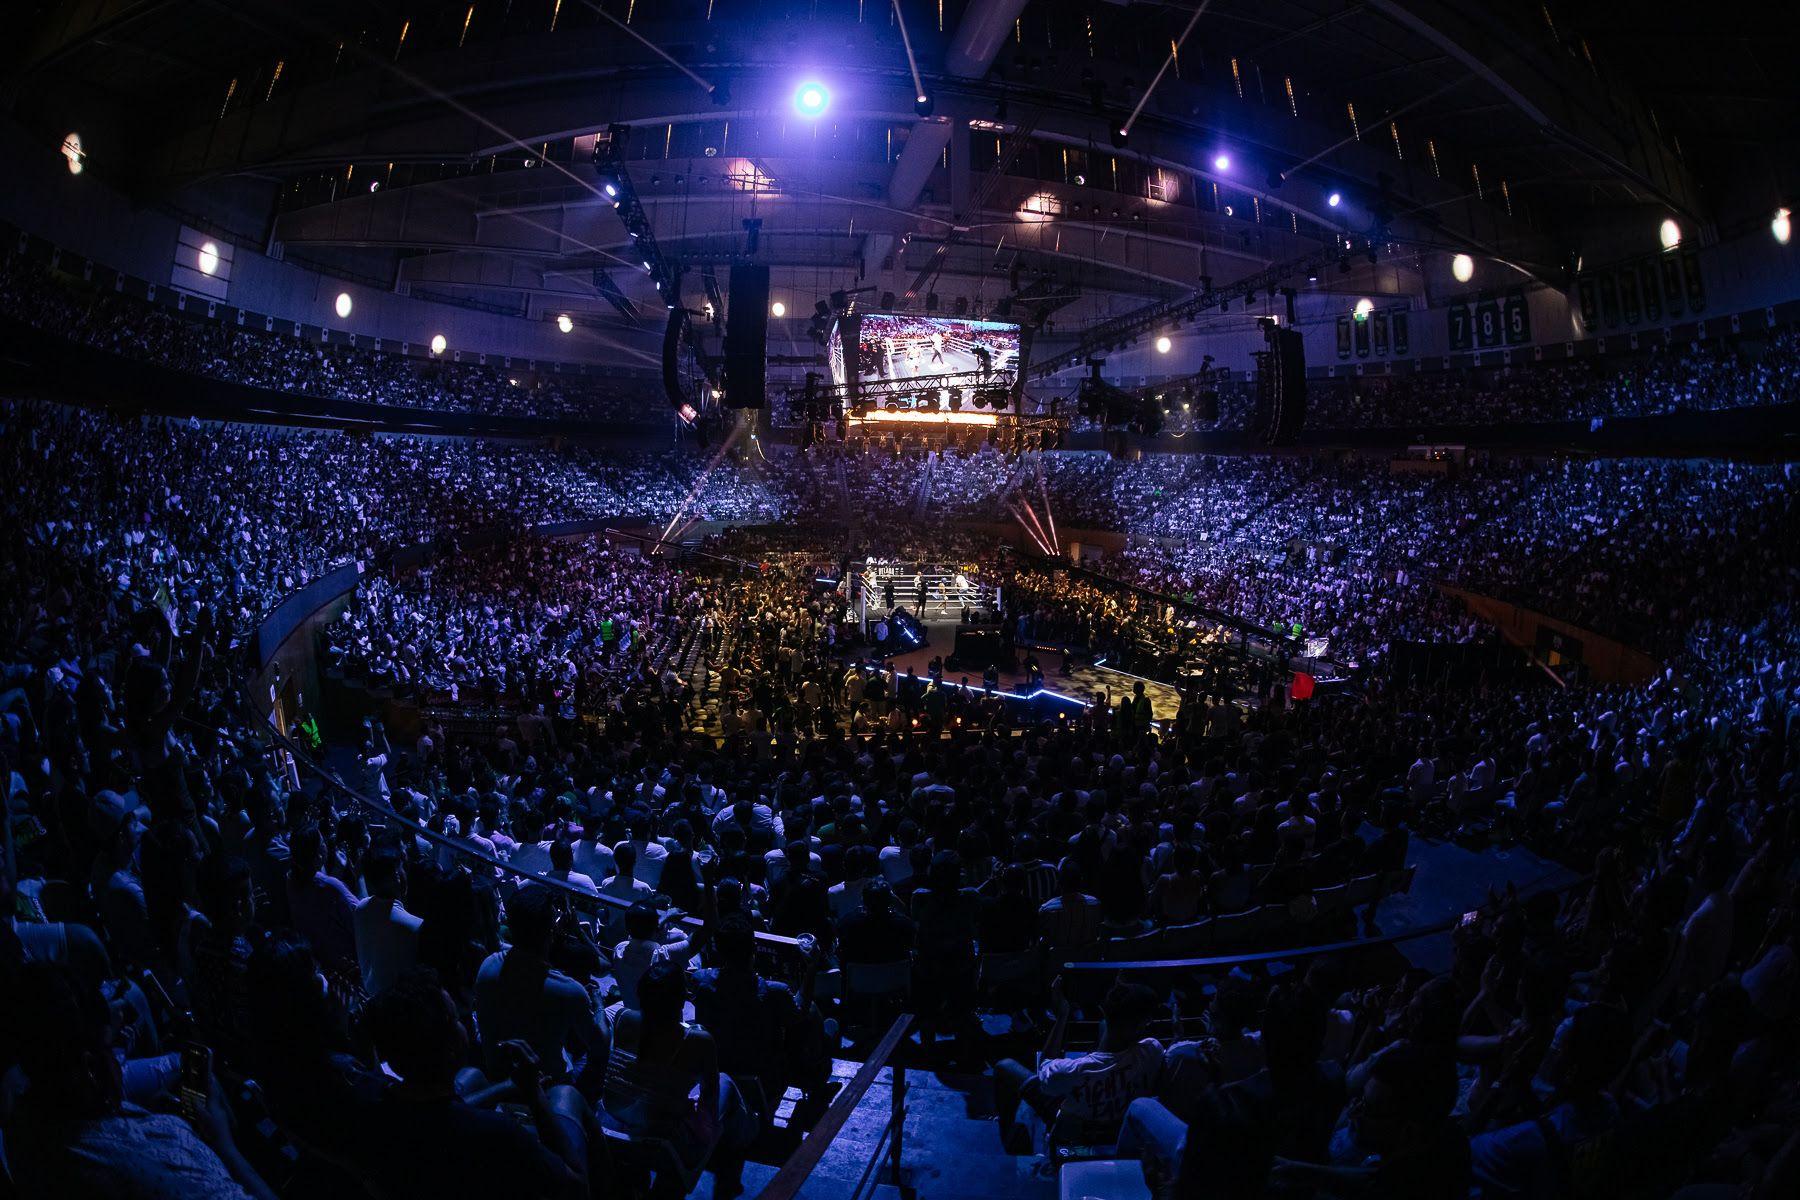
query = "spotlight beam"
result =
(202, 0, 619, 213)
(575, 0, 715, 95)
(1035, 456, 1060, 552)
(891, 0, 928, 105)
(1118, 0, 1213, 139)
(1008, 501, 1056, 557)
(1277, 76, 1462, 183)
(660, 420, 749, 544)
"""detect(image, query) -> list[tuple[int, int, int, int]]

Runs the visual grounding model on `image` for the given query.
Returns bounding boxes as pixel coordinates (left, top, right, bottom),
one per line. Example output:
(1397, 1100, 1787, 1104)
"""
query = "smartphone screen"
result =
(179, 1041, 212, 1117)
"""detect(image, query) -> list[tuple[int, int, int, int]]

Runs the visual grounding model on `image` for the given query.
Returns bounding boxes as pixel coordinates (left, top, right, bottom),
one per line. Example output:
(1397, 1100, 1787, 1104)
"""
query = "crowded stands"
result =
(0, 254, 664, 423)
(3, 368, 1798, 1199)
(6, 248, 1799, 431)
(4, 1, 1799, 1191)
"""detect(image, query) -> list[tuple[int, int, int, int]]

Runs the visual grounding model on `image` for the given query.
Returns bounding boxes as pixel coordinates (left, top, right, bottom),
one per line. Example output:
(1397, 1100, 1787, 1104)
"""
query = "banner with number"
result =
(1392, 310, 1409, 355)
(1660, 257, 1684, 316)
(1474, 299, 1501, 347)
(1502, 294, 1530, 345)
(1619, 269, 1641, 324)
(1372, 311, 1389, 354)
(1336, 316, 1352, 359)
(1681, 251, 1705, 312)
(1453, 290, 1531, 349)
(1639, 262, 1662, 322)
(1449, 304, 1472, 350)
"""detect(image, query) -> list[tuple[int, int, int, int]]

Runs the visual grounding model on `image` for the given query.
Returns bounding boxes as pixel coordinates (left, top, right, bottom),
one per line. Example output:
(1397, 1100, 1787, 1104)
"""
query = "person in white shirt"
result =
(764, 834, 823, 888)
(711, 797, 783, 851)
(437, 804, 498, 873)
(509, 833, 554, 877)
(610, 901, 699, 1011)
(1277, 794, 1319, 852)
(1467, 750, 1497, 794)
(569, 827, 615, 884)
(879, 820, 922, 885)
(598, 843, 656, 935)
(827, 845, 878, 920)
(1407, 744, 1437, 805)
(358, 720, 392, 800)
(546, 839, 598, 896)
(994, 978, 1174, 1154)
(354, 842, 423, 996)
(625, 814, 669, 888)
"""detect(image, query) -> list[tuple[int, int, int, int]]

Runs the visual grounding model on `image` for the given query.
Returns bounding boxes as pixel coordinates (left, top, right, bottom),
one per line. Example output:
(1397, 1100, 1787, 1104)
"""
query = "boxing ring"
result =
(848, 560, 1001, 626)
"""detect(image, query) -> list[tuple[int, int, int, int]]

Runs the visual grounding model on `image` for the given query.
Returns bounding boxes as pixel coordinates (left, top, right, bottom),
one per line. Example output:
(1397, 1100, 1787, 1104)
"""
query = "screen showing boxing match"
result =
(830, 313, 1022, 389)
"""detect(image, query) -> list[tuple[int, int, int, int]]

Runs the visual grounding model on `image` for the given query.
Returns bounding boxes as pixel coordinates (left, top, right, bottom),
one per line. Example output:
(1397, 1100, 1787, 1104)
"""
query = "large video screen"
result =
(834, 313, 1021, 389)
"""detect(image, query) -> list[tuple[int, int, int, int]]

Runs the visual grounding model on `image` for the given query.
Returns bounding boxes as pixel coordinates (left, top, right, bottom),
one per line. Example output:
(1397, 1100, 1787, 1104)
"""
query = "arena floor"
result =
(877, 622, 1186, 720)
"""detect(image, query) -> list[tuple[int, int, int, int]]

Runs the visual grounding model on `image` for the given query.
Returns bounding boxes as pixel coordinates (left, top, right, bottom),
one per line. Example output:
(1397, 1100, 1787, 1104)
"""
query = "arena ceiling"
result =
(7, 0, 1796, 346)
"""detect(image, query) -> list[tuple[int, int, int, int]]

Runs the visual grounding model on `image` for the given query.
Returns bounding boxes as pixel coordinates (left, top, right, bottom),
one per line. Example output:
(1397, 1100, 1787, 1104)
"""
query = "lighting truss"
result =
(817, 369, 1016, 412)
(1032, 243, 1357, 379)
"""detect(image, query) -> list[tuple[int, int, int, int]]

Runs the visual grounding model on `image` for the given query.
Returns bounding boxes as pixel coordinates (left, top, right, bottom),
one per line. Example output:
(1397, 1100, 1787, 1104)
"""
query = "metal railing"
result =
(235, 681, 816, 989)
(1059, 868, 1585, 975)
(757, 1013, 913, 1200)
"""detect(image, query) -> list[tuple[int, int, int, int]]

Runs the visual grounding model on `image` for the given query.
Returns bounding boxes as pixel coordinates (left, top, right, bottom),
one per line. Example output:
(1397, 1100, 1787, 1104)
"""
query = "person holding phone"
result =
(6, 961, 278, 1200)
(361, 967, 594, 1200)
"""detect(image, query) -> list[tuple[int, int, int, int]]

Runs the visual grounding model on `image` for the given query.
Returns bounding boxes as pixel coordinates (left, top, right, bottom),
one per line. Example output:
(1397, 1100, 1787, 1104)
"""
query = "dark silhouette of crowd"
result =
(0, 254, 662, 422)
(2, 374, 1797, 1200)
(1305, 329, 1800, 428)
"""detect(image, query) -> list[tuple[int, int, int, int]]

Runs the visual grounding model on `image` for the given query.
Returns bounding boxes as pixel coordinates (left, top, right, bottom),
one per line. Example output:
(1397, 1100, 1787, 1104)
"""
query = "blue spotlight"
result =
(794, 81, 830, 117)
(1327, 191, 1342, 207)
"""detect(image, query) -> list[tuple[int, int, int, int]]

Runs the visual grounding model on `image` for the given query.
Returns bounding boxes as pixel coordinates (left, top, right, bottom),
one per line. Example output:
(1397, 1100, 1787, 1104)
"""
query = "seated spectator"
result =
(603, 961, 759, 1193)
(625, 813, 670, 889)
(547, 838, 600, 897)
(361, 967, 594, 1200)
(835, 879, 917, 965)
(1469, 1002, 1635, 1199)
(598, 843, 655, 937)
(691, 914, 830, 1115)
(1038, 858, 1103, 950)
(1149, 843, 1208, 925)
(826, 844, 878, 920)
(610, 900, 697, 1012)
(1125, 981, 1344, 1194)
(472, 885, 609, 1089)
(244, 932, 388, 1150)
(355, 840, 423, 997)
(1267, 1040, 1468, 1200)
(5, 961, 278, 1200)
(568, 826, 616, 889)
(284, 823, 359, 975)
(993, 978, 1171, 1154)
(86, 790, 161, 979)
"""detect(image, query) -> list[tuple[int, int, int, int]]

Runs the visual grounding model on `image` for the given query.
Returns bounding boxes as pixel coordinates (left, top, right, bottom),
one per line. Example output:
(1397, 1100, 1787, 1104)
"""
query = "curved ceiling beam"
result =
(1359, 0, 1702, 219)
(156, 20, 1563, 283)
(273, 164, 1305, 294)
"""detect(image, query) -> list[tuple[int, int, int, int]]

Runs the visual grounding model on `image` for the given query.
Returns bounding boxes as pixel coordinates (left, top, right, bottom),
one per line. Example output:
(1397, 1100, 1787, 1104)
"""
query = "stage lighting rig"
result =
(1032, 246, 1342, 378)
(595, 127, 719, 414)
(594, 129, 676, 299)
